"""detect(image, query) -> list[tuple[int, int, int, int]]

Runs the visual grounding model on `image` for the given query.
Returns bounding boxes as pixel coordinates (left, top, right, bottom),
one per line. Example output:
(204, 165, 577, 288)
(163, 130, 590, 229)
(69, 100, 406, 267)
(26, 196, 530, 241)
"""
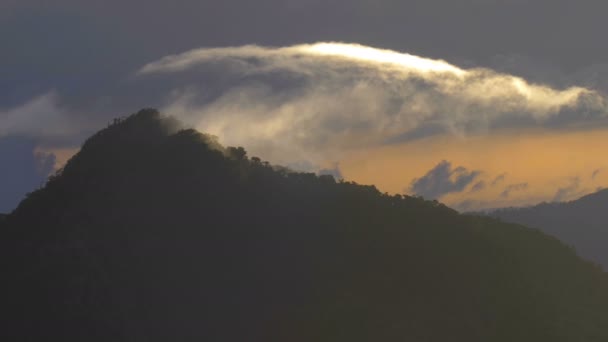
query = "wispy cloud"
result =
(500, 183, 529, 198)
(553, 177, 583, 202)
(0, 92, 73, 139)
(318, 163, 343, 180)
(491, 173, 507, 186)
(470, 180, 486, 193)
(410, 160, 481, 199)
(138, 42, 607, 167)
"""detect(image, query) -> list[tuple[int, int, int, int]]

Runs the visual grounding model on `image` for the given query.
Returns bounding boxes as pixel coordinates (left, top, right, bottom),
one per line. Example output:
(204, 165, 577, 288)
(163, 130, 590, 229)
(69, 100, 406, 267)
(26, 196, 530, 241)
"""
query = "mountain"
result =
(489, 190, 608, 270)
(3, 109, 608, 341)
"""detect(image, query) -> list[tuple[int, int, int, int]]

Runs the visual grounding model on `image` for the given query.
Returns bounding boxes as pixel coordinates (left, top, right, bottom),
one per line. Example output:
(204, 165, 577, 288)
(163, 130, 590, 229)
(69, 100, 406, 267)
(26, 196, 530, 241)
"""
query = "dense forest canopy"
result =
(2, 109, 608, 341)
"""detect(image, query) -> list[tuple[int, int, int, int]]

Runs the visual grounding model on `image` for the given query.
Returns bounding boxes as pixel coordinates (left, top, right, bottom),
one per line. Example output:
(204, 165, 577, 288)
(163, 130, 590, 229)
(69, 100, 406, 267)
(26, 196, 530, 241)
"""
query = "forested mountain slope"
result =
(3, 109, 608, 341)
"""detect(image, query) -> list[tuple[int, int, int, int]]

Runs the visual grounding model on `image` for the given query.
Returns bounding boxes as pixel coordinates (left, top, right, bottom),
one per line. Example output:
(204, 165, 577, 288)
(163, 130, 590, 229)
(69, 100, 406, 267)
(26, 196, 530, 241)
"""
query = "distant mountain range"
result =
(489, 189, 608, 270)
(2, 109, 608, 341)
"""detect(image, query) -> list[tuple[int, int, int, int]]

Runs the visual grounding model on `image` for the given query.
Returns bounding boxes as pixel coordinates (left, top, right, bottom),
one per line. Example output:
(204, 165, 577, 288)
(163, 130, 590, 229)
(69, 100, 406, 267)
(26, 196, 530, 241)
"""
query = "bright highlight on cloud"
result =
(141, 43, 598, 121)
(139, 42, 606, 155)
(137, 42, 608, 209)
(141, 42, 466, 76)
(304, 43, 467, 75)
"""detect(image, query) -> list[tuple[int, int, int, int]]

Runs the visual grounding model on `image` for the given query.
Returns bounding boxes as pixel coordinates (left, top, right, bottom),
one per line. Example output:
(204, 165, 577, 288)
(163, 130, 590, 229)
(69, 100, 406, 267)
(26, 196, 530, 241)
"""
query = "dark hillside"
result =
(3, 109, 608, 341)
(490, 190, 608, 270)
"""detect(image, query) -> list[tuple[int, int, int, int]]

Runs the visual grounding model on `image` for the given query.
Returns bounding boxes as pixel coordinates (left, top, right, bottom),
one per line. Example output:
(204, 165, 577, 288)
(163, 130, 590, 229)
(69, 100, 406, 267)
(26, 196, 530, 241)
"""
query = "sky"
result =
(3, 0, 608, 212)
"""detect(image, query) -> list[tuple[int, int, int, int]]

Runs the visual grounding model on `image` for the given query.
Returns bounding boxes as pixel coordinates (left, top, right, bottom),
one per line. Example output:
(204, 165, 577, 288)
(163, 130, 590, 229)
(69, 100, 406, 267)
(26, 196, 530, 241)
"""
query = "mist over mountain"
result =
(2, 109, 608, 341)
(489, 190, 608, 270)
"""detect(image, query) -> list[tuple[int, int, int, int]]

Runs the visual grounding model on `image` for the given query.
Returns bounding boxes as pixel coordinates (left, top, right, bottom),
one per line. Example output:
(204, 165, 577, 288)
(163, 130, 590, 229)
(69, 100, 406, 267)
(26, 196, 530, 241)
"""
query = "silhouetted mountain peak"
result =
(3, 109, 608, 342)
(80, 108, 179, 149)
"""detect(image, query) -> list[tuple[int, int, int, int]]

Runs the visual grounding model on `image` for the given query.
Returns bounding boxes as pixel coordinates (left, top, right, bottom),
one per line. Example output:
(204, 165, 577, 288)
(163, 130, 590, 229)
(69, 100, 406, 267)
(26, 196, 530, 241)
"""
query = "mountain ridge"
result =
(3, 109, 608, 341)
(489, 188, 608, 270)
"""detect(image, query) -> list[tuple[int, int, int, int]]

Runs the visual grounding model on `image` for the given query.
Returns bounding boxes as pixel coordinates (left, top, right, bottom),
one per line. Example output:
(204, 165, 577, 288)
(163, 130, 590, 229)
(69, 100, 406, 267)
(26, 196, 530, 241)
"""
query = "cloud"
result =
(33, 146, 79, 171)
(4, 2, 608, 213)
(318, 163, 343, 180)
(0, 92, 87, 211)
(592, 169, 602, 180)
(0, 137, 57, 212)
(410, 160, 481, 199)
(33, 149, 57, 176)
(0, 92, 74, 140)
(553, 177, 582, 202)
(136, 42, 608, 167)
(500, 183, 529, 198)
(452, 199, 487, 213)
(491, 173, 507, 186)
(139, 43, 466, 76)
(470, 181, 486, 193)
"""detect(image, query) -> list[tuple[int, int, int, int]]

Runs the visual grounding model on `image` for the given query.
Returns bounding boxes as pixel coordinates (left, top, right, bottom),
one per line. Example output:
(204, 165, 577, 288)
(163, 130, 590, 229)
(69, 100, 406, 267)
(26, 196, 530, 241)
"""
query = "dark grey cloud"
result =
(0, 6, 134, 108)
(410, 160, 481, 199)
(500, 183, 529, 198)
(4, 0, 608, 114)
(4, 0, 608, 74)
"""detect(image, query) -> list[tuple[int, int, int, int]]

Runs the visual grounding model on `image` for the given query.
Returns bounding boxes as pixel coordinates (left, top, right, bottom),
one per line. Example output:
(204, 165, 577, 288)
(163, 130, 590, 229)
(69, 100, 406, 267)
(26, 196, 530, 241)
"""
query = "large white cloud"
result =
(137, 42, 608, 168)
